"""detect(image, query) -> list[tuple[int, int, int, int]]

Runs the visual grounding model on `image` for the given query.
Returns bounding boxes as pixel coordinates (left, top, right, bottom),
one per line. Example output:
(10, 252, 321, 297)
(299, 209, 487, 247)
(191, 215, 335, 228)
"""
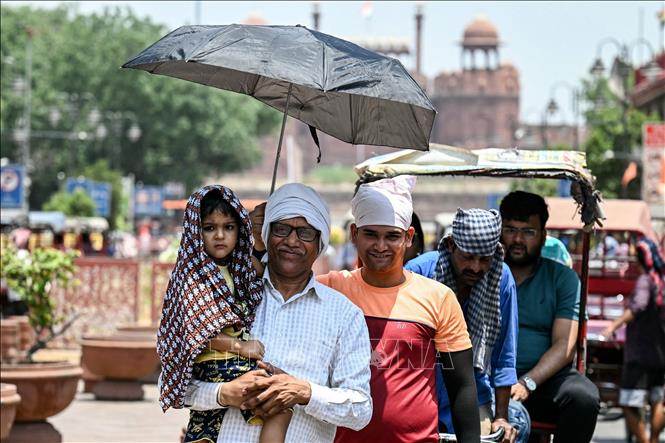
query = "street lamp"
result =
(541, 100, 558, 149)
(547, 81, 581, 150)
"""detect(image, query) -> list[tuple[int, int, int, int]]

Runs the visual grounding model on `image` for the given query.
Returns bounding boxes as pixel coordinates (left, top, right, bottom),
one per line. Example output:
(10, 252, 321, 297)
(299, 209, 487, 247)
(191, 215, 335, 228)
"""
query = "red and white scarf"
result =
(157, 185, 264, 411)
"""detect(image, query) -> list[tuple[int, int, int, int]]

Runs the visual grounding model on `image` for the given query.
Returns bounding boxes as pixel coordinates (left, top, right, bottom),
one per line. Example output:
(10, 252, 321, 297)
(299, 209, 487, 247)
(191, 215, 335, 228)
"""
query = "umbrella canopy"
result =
(122, 24, 435, 151)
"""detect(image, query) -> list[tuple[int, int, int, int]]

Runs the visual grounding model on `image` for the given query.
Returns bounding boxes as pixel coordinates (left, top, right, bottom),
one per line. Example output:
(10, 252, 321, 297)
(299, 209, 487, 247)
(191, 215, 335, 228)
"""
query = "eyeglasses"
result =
(502, 227, 539, 239)
(270, 222, 320, 242)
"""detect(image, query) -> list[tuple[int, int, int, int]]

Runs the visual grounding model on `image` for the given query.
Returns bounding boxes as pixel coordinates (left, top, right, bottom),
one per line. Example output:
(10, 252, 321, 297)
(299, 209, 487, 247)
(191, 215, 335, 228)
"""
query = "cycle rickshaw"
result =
(355, 144, 605, 443)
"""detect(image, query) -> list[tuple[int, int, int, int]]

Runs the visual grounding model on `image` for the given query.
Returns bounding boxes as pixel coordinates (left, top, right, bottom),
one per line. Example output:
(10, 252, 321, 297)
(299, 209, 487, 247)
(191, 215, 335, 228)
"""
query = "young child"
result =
(157, 185, 291, 443)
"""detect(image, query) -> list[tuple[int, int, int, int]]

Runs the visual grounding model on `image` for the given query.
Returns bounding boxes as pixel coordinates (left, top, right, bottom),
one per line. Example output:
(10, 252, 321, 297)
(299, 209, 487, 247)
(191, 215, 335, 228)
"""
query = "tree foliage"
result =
(581, 77, 656, 199)
(1, 4, 280, 210)
(42, 188, 96, 217)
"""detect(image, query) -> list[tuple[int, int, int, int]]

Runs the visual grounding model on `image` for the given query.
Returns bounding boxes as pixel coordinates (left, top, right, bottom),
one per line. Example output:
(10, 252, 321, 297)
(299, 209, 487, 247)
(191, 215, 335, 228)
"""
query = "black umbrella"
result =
(123, 24, 435, 193)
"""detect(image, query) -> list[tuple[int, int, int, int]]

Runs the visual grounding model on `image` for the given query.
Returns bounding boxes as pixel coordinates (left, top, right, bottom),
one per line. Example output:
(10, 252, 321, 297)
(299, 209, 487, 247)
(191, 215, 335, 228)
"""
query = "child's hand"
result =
(238, 339, 265, 360)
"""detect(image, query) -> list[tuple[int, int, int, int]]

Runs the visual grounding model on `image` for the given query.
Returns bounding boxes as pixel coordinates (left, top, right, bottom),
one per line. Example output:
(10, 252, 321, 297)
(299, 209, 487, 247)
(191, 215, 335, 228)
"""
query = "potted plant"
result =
(0, 245, 83, 427)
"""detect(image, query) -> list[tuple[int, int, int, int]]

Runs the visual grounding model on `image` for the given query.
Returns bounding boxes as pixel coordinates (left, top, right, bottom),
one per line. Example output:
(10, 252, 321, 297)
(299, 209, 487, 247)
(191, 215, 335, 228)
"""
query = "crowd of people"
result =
(154, 178, 665, 443)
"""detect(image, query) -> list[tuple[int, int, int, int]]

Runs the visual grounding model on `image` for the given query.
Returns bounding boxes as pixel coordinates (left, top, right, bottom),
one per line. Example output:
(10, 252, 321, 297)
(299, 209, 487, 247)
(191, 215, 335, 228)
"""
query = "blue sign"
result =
(66, 178, 112, 217)
(486, 193, 502, 210)
(558, 179, 572, 198)
(1, 165, 26, 209)
(134, 186, 163, 217)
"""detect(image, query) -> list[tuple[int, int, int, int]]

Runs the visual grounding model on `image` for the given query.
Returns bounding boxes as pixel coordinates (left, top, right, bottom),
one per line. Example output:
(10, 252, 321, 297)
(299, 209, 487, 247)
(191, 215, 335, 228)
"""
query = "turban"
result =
(351, 176, 416, 230)
(451, 208, 502, 256)
(261, 183, 331, 256)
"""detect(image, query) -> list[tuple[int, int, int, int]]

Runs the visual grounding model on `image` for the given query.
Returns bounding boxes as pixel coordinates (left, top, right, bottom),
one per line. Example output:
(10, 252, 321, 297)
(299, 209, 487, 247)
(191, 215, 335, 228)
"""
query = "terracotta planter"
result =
(80, 334, 159, 400)
(113, 324, 161, 383)
(115, 323, 158, 335)
(8, 316, 35, 352)
(1, 383, 21, 440)
(0, 361, 81, 422)
(0, 320, 20, 363)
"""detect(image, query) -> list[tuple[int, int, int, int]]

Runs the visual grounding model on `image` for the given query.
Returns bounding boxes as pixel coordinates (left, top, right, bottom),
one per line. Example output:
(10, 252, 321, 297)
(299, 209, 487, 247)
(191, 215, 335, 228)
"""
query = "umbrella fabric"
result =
(123, 24, 435, 151)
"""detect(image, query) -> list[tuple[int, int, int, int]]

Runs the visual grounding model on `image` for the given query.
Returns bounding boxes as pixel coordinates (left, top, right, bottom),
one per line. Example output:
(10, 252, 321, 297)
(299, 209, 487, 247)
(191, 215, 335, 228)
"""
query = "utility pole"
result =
(22, 27, 33, 172)
(415, 3, 423, 75)
(312, 2, 320, 31)
(195, 0, 202, 25)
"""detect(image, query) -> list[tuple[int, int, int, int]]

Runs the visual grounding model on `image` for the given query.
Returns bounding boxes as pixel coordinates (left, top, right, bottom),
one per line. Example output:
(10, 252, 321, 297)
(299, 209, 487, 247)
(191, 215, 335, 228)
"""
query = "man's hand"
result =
(510, 382, 530, 402)
(218, 369, 270, 408)
(249, 202, 267, 251)
(236, 339, 265, 361)
(241, 373, 312, 418)
(491, 418, 516, 443)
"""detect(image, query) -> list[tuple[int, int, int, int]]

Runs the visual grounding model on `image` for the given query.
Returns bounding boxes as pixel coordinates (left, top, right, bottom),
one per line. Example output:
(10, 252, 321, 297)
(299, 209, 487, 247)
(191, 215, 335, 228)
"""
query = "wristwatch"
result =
(519, 375, 537, 393)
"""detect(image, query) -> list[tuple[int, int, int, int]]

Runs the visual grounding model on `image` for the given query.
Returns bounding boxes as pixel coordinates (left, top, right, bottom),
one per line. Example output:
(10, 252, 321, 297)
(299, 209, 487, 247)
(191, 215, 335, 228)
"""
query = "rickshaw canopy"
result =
(355, 143, 604, 231)
(546, 197, 656, 241)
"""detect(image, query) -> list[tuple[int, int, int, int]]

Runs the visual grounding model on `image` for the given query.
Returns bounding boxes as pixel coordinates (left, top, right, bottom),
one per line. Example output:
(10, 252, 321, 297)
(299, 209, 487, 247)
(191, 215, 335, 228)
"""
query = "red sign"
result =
(643, 122, 665, 148)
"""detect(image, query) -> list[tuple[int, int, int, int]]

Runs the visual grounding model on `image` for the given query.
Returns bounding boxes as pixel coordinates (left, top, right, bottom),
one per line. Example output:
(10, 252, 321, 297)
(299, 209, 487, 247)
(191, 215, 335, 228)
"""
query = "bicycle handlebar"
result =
(439, 426, 505, 442)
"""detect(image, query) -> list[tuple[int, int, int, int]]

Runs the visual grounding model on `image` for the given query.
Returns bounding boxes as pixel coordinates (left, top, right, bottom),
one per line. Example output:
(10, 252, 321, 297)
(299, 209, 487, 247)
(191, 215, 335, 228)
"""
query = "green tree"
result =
(42, 189, 96, 217)
(581, 77, 656, 199)
(1, 4, 280, 210)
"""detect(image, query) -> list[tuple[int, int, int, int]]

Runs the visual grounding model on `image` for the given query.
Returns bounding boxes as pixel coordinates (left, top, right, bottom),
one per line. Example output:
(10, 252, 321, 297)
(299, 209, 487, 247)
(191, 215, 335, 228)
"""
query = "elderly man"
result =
(405, 208, 522, 443)
(317, 177, 480, 443)
(184, 183, 372, 443)
(500, 191, 599, 443)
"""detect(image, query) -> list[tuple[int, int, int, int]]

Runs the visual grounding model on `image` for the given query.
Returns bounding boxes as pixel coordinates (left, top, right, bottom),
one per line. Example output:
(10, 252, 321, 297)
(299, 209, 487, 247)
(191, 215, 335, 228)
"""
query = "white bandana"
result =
(352, 176, 416, 230)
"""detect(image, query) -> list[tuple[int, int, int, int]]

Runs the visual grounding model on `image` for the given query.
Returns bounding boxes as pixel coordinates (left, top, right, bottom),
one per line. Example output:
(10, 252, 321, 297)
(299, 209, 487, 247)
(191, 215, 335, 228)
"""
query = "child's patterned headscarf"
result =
(157, 185, 264, 411)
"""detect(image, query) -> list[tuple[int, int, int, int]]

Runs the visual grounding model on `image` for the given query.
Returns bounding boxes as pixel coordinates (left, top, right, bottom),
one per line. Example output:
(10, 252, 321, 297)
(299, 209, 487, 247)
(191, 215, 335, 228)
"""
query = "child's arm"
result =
(251, 256, 265, 276)
(209, 335, 265, 360)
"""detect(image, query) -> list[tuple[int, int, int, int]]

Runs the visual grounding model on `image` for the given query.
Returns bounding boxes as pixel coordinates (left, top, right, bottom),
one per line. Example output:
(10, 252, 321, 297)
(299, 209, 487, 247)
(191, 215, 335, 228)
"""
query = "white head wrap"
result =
(351, 176, 416, 230)
(261, 183, 331, 256)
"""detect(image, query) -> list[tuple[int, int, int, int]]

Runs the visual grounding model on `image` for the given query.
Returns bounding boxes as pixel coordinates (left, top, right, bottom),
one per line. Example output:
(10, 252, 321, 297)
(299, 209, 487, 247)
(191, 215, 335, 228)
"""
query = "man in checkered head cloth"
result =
(434, 208, 504, 373)
(407, 207, 520, 440)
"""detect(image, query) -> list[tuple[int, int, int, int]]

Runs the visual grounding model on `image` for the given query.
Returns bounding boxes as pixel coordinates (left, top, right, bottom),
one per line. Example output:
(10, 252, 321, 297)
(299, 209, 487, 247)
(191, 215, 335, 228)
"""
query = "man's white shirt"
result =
(183, 271, 372, 443)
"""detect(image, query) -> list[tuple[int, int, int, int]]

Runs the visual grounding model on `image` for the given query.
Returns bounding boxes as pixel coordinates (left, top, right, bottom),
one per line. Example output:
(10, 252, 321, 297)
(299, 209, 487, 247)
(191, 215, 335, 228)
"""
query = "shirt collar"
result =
(520, 257, 544, 287)
(263, 268, 323, 304)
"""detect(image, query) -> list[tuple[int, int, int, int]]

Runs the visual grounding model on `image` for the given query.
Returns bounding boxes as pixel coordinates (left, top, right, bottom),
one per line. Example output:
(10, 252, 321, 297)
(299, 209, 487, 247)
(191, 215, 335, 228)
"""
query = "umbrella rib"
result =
(348, 93, 354, 143)
(321, 40, 327, 90)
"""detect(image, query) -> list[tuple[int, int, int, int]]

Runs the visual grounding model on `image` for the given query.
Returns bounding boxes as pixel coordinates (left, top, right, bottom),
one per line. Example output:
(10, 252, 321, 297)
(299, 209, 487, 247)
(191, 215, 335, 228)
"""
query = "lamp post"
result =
(541, 100, 558, 149)
(92, 110, 142, 170)
(546, 81, 580, 150)
(589, 37, 662, 197)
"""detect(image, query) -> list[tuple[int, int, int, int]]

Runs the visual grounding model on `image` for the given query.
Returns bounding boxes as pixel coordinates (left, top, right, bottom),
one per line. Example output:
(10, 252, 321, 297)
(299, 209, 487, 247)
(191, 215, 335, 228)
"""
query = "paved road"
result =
(10, 382, 653, 442)
(50, 384, 188, 443)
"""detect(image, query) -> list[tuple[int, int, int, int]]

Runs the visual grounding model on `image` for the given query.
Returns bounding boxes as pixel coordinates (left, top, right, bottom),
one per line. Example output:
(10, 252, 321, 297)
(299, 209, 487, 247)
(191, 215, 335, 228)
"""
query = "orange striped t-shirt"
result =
(317, 269, 470, 443)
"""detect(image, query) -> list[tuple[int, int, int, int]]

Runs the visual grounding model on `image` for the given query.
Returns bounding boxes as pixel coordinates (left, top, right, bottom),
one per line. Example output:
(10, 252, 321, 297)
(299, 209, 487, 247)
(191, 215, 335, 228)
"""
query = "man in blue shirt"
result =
(500, 191, 599, 443)
(406, 208, 521, 443)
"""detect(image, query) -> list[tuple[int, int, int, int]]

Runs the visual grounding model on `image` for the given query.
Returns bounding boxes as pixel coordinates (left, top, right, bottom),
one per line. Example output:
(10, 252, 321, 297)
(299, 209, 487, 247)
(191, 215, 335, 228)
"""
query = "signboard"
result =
(66, 178, 112, 217)
(162, 181, 186, 200)
(642, 123, 665, 206)
(134, 186, 163, 217)
(1, 165, 26, 209)
(644, 122, 665, 148)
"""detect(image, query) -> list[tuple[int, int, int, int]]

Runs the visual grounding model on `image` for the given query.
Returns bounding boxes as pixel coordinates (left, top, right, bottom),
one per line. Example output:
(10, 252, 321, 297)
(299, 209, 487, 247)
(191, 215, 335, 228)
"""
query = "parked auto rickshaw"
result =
(63, 216, 111, 256)
(355, 144, 604, 442)
(545, 197, 659, 408)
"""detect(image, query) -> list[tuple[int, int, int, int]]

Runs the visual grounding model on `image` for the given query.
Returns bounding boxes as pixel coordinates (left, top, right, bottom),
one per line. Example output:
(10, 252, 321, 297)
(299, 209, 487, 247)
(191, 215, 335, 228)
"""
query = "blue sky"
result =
(3, 1, 664, 124)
